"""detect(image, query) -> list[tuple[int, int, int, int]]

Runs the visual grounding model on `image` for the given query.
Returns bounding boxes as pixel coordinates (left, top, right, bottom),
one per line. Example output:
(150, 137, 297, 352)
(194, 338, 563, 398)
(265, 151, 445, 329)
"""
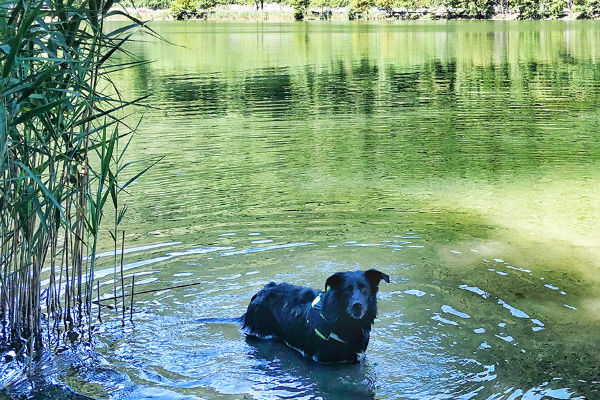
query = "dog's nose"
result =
(352, 302, 363, 314)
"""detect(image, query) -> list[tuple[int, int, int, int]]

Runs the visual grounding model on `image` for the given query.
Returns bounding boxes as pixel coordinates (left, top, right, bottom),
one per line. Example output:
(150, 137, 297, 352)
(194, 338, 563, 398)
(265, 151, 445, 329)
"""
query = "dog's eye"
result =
(358, 283, 367, 292)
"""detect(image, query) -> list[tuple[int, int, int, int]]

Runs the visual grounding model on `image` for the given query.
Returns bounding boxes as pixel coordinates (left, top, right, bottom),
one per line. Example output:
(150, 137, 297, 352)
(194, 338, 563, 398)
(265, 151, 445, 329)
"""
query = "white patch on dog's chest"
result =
(329, 332, 347, 343)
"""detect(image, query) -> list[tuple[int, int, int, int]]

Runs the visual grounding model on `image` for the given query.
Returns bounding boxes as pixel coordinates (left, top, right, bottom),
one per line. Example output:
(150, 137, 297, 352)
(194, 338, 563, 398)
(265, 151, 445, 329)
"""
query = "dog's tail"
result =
(195, 314, 245, 325)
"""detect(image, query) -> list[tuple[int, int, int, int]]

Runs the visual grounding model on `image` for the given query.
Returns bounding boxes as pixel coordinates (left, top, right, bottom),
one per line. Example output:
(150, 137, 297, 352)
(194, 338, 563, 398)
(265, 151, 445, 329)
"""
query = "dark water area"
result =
(2, 21, 600, 399)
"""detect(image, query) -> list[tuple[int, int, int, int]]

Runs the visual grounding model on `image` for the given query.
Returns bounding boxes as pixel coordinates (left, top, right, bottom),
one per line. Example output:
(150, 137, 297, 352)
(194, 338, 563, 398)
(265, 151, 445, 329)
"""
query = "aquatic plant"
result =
(0, 0, 154, 355)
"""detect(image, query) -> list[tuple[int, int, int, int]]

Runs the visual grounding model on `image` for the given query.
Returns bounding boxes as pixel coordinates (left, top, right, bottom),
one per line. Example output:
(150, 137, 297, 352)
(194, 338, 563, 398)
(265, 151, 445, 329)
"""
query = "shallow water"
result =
(4, 21, 600, 399)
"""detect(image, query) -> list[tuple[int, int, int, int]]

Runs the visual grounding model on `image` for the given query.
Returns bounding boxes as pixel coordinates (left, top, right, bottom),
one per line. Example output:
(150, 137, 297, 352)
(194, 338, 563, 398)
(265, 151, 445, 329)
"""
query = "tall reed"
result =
(0, 0, 154, 353)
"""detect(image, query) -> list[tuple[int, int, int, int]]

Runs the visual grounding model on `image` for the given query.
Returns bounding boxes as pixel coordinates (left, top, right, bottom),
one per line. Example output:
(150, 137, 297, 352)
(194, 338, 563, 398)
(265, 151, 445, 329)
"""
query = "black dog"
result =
(241, 270, 390, 363)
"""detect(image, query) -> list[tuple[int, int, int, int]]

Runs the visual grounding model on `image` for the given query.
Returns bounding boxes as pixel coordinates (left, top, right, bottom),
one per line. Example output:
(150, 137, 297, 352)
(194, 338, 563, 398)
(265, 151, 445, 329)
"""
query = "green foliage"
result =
(510, 0, 541, 18)
(546, 0, 566, 17)
(318, 0, 350, 6)
(376, 0, 394, 9)
(466, 0, 493, 15)
(349, 0, 373, 17)
(171, 0, 197, 16)
(311, 0, 330, 8)
(444, 0, 462, 8)
(0, 0, 152, 352)
(123, 0, 600, 17)
(170, 0, 217, 18)
(123, 0, 172, 9)
(198, 0, 217, 8)
(291, 0, 310, 19)
(587, 0, 600, 13)
(571, 0, 599, 16)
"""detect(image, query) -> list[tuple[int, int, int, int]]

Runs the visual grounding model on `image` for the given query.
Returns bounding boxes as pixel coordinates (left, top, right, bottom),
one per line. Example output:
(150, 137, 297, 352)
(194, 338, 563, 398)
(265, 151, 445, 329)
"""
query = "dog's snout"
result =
(351, 302, 363, 314)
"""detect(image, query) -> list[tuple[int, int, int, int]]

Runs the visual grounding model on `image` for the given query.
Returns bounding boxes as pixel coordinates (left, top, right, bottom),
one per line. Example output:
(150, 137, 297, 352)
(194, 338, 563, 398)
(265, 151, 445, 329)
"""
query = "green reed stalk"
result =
(0, 0, 157, 354)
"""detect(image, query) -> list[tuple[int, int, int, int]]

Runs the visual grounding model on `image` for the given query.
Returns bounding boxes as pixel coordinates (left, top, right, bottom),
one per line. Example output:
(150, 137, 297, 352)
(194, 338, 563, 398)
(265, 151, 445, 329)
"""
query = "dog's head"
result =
(322, 270, 390, 322)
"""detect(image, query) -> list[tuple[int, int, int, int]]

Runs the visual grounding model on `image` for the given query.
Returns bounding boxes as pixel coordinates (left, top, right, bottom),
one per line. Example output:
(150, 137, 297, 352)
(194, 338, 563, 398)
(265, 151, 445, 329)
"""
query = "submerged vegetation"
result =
(0, 0, 152, 357)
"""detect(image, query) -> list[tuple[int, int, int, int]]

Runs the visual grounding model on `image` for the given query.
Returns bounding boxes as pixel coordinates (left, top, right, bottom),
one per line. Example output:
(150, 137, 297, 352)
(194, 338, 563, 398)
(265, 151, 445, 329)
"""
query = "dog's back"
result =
(242, 282, 319, 340)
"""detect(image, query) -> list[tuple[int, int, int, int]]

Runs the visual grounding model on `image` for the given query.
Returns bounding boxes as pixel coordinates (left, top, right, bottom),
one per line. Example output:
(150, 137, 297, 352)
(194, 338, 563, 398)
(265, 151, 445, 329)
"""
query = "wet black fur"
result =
(241, 270, 390, 363)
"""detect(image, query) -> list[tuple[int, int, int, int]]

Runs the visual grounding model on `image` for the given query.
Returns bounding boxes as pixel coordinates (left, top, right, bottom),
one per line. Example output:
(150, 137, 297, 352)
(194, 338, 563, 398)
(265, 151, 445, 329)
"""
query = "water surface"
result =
(6, 20, 600, 399)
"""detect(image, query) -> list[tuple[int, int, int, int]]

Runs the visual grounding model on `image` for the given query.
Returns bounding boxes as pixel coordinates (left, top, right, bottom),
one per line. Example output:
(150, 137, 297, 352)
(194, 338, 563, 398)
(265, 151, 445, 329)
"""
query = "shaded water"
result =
(4, 21, 600, 399)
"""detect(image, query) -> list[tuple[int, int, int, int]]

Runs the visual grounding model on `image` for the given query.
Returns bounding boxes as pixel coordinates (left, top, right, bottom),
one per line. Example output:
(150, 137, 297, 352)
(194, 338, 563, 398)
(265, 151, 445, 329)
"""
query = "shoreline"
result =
(109, 4, 600, 21)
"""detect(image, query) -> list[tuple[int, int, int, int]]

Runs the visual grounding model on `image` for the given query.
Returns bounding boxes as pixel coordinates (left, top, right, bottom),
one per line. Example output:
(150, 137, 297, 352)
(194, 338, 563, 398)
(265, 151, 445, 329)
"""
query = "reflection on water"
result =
(3, 21, 600, 399)
(245, 337, 377, 399)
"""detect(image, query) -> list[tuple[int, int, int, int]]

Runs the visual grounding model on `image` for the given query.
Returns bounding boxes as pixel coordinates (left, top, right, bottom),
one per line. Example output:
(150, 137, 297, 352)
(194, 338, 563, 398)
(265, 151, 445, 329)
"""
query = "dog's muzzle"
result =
(349, 302, 365, 319)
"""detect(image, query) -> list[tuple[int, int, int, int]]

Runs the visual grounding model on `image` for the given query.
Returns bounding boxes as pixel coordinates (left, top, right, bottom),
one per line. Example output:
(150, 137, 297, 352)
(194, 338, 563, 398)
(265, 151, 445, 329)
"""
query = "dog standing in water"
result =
(241, 270, 390, 363)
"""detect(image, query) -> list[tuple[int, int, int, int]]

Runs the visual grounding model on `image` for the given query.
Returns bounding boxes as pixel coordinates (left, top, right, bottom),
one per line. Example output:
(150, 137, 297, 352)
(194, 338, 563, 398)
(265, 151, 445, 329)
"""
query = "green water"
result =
(7, 21, 600, 399)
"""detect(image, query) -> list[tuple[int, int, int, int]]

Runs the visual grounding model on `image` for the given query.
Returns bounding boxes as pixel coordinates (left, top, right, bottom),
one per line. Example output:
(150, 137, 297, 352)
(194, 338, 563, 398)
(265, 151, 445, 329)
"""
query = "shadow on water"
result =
(244, 336, 376, 400)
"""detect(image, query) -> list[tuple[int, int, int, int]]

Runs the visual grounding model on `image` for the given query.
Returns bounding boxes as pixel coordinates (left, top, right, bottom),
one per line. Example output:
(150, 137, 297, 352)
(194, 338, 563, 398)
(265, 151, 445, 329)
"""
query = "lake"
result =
(9, 20, 600, 399)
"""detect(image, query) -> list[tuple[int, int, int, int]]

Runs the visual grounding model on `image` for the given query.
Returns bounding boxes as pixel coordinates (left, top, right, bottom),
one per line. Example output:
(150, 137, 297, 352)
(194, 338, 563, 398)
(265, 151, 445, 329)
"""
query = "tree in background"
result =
(545, 0, 567, 17)
(124, 0, 172, 8)
(292, 0, 310, 19)
(171, 0, 199, 17)
(170, 0, 216, 18)
(135, 0, 599, 18)
(376, 0, 394, 9)
(349, 0, 373, 18)
(510, 0, 541, 18)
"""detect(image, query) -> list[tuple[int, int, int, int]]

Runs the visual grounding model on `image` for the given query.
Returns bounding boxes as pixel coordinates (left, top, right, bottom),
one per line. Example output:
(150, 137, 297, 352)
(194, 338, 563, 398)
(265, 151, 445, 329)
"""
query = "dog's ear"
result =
(325, 272, 344, 291)
(365, 269, 390, 287)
